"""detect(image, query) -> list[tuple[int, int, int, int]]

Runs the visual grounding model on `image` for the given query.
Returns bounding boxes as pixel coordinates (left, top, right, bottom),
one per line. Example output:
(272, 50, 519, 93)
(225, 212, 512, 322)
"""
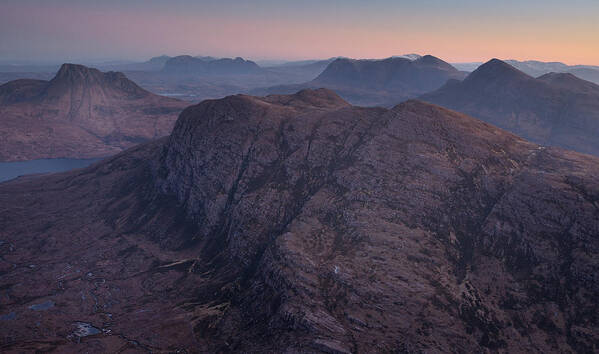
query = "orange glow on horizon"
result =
(1, 1, 598, 66)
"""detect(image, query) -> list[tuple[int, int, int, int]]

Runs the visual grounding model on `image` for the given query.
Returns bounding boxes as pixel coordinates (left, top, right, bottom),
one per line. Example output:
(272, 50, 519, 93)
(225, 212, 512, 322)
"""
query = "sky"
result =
(1, 0, 598, 65)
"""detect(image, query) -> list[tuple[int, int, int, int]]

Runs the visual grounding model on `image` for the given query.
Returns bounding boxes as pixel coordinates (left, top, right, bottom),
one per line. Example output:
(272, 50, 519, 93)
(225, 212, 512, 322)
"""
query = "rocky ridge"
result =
(0, 89, 597, 352)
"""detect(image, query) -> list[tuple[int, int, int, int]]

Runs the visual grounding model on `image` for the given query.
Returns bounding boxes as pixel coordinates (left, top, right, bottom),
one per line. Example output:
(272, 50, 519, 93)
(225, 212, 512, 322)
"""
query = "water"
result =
(159, 92, 187, 97)
(29, 300, 55, 311)
(0, 312, 16, 320)
(0, 158, 101, 183)
(72, 322, 102, 337)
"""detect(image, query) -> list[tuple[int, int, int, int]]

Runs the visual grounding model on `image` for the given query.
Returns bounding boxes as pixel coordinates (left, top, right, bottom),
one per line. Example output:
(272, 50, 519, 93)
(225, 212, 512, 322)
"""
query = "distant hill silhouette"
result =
(253, 55, 466, 106)
(421, 59, 599, 156)
(162, 55, 262, 75)
(505, 59, 599, 84)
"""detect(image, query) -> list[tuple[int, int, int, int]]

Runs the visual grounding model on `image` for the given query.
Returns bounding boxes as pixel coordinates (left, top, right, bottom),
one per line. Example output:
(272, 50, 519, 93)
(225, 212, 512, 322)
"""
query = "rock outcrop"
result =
(0, 89, 597, 352)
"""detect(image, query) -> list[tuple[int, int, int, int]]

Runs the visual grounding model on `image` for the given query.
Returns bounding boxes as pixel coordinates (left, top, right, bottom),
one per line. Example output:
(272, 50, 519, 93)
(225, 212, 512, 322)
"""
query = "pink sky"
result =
(1, 1, 598, 65)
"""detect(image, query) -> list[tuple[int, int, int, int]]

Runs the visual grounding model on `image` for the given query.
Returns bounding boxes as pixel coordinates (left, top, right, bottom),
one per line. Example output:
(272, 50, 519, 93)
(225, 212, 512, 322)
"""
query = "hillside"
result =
(1, 89, 597, 352)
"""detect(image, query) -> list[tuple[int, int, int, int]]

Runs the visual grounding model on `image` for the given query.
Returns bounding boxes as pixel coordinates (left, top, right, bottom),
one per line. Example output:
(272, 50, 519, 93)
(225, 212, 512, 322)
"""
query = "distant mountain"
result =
(0, 63, 61, 73)
(451, 62, 483, 72)
(194, 55, 218, 61)
(260, 57, 341, 84)
(506, 59, 599, 84)
(0, 63, 189, 161)
(0, 71, 55, 85)
(162, 55, 262, 75)
(569, 67, 599, 85)
(255, 55, 466, 106)
(87, 56, 173, 72)
(421, 59, 599, 156)
(392, 53, 422, 60)
(260, 57, 337, 68)
(2, 89, 598, 352)
(144, 55, 172, 67)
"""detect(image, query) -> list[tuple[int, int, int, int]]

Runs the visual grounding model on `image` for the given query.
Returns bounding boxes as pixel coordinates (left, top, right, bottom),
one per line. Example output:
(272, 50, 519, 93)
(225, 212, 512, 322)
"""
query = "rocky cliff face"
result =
(421, 59, 599, 157)
(0, 63, 190, 161)
(0, 89, 597, 352)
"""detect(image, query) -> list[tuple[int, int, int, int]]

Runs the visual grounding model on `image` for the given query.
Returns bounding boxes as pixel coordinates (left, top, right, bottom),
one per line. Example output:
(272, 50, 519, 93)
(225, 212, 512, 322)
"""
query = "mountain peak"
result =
(45, 63, 150, 99)
(53, 63, 103, 82)
(414, 55, 457, 71)
(392, 53, 422, 60)
(537, 71, 599, 92)
(266, 88, 349, 109)
(465, 58, 530, 83)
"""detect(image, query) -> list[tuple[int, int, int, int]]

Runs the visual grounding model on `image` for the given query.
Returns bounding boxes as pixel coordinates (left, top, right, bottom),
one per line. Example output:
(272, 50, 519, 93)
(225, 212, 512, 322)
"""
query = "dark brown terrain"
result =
(1, 89, 598, 353)
(0, 64, 189, 161)
(421, 59, 599, 156)
(254, 55, 467, 106)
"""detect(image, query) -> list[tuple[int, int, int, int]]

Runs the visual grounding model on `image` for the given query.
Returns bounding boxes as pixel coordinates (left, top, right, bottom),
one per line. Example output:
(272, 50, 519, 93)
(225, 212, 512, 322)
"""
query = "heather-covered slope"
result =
(0, 89, 598, 352)
(0, 63, 189, 161)
(421, 59, 599, 156)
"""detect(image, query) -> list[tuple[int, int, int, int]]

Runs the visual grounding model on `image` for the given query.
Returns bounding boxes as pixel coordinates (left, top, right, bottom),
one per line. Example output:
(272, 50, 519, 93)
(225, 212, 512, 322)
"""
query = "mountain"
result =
(254, 55, 467, 106)
(265, 57, 340, 68)
(194, 55, 218, 61)
(505, 59, 599, 84)
(0, 63, 61, 73)
(421, 59, 599, 156)
(451, 62, 484, 72)
(0, 71, 55, 85)
(125, 56, 336, 102)
(0, 63, 189, 161)
(162, 55, 263, 75)
(1, 89, 598, 352)
(568, 67, 599, 85)
(134, 55, 172, 70)
(391, 53, 422, 60)
(261, 57, 341, 84)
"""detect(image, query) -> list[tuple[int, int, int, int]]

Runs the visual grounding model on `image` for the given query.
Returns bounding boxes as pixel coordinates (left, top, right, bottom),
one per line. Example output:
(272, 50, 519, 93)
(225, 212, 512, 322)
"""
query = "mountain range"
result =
(254, 55, 467, 106)
(506, 60, 599, 84)
(0, 63, 189, 161)
(450, 60, 599, 85)
(1, 89, 597, 352)
(421, 59, 599, 156)
(161, 55, 263, 75)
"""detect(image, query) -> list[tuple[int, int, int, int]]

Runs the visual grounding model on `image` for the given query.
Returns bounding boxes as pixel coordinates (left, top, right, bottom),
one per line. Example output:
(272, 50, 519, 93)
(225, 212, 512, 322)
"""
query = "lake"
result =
(0, 158, 102, 183)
